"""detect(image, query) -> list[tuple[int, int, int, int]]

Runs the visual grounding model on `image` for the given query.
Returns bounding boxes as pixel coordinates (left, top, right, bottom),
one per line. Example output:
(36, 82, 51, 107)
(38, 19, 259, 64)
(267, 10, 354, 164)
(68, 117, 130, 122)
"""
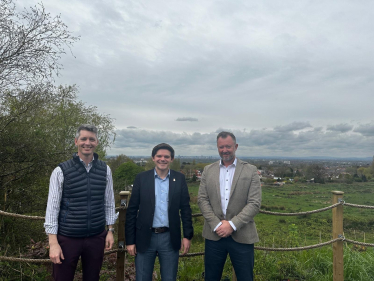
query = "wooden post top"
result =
(119, 191, 131, 196)
(331, 191, 344, 195)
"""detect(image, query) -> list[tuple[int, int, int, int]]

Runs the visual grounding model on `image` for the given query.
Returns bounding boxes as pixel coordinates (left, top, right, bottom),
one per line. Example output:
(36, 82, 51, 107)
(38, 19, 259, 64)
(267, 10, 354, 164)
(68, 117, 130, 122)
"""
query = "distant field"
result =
(176, 181, 374, 281)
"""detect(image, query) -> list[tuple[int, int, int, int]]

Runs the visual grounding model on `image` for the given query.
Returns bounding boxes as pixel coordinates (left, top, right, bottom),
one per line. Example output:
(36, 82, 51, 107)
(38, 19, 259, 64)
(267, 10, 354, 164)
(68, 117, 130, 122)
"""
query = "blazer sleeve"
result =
(179, 174, 193, 240)
(125, 173, 141, 246)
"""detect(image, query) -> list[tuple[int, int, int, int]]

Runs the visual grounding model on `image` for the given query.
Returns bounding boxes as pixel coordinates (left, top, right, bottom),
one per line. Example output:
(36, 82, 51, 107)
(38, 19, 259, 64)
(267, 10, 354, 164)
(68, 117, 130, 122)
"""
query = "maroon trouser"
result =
(53, 230, 107, 281)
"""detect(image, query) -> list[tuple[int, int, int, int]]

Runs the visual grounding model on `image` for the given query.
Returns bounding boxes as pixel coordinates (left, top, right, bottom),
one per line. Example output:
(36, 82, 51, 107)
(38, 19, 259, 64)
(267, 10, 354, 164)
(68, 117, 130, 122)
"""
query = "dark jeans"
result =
(135, 232, 179, 281)
(204, 236, 254, 281)
(53, 230, 107, 281)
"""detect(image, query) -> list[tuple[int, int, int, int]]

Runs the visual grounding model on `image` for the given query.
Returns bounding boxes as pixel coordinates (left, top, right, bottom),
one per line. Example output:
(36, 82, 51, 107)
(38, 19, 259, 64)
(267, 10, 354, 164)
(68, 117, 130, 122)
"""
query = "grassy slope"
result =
(175, 181, 374, 281)
(3, 181, 374, 280)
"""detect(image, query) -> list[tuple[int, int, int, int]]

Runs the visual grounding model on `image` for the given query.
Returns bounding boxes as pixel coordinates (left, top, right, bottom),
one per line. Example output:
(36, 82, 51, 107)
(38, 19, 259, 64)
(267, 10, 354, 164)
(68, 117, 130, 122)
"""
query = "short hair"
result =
(216, 131, 236, 144)
(151, 143, 175, 159)
(75, 124, 98, 139)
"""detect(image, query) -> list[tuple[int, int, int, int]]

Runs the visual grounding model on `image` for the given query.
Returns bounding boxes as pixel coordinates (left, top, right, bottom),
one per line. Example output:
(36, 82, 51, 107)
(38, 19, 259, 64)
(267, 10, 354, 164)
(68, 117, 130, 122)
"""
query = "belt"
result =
(152, 227, 169, 233)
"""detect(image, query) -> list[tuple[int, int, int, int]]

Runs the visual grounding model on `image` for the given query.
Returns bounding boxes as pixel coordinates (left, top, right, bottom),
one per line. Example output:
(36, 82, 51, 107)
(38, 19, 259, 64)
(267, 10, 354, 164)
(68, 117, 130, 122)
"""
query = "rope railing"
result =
(0, 210, 44, 220)
(4, 237, 374, 263)
(258, 202, 342, 216)
(0, 248, 126, 263)
(2, 196, 374, 276)
(343, 202, 374, 209)
(0, 202, 346, 220)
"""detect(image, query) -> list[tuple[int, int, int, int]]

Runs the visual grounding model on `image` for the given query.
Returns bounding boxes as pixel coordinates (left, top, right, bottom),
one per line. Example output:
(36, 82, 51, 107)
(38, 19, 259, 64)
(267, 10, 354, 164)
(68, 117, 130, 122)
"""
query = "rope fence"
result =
(5, 200, 374, 220)
(2, 236, 374, 263)
(2, 198, 374, 266)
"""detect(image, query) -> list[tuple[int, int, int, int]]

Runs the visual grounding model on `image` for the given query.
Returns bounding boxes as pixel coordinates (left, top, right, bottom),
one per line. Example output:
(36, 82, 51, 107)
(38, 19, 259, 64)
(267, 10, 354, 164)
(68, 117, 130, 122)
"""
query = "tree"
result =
(0, 84, 115, 269)
(144, 157, 155, 171)
(106, 154, 132, 174)
(170, 158, 181, 171)
(113, 161, 143, 191)
(0, 84, 115, 214)
(0, 0, 79, 91)
(306, 164, 325, 184)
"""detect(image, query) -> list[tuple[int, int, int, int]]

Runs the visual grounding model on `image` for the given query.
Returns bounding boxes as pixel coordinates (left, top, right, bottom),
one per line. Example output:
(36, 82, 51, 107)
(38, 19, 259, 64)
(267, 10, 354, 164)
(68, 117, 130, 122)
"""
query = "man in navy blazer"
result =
(125, 143, 193, 281)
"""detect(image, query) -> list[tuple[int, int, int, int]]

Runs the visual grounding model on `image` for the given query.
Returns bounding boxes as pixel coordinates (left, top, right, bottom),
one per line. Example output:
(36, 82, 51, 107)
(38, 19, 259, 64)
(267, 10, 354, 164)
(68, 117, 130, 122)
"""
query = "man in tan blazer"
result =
(198, 131, 261, 281)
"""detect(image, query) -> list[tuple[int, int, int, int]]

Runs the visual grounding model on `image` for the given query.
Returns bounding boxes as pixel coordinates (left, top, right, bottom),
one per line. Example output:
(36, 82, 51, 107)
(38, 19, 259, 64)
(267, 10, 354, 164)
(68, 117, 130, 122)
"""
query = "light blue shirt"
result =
(152, 169, 170, 227)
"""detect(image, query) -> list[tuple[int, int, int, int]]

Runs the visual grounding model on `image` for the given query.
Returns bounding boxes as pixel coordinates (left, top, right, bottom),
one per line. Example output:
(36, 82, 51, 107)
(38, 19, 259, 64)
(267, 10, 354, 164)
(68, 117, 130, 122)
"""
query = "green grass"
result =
(172, 181, 374, 280)
(3, 181, 374, 280)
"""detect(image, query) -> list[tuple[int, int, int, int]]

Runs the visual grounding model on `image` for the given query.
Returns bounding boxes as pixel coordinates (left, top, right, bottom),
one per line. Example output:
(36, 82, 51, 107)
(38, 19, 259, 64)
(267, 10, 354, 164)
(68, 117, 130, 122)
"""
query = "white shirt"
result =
(214, 158, 237, 232)
(44, 156, 117, 234)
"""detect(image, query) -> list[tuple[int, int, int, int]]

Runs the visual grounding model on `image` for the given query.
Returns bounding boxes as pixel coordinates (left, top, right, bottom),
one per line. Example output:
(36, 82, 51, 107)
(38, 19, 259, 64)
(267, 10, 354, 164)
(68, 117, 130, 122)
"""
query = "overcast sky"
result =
(17, 0, 374, 157)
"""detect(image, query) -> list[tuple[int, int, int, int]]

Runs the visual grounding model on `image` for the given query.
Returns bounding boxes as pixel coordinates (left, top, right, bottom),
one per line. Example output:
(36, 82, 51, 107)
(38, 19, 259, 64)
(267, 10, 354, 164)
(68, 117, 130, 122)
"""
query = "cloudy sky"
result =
(17, 0, 374, 157)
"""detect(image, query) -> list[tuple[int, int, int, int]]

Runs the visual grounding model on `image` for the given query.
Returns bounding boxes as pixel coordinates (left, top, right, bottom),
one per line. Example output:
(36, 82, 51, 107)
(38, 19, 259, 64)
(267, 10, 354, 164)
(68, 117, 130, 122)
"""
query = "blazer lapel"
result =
(149, 170, 156, 211)
(212, 161, 222, 211)
(168, 170, 176, 210)
(230, 159, 244, 197)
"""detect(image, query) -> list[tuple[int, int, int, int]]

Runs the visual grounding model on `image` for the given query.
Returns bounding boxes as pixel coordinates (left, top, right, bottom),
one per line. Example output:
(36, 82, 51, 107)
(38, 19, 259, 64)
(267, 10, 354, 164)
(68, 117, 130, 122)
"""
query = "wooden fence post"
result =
(232, 267, 237, 281)
(332, 190, 344, 281)
(116, 191, 130, 281)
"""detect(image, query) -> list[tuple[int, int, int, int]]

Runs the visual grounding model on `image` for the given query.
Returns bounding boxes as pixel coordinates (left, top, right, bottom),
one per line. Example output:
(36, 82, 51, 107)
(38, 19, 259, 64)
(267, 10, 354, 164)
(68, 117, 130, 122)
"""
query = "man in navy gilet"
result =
(44, 124, 116, 281)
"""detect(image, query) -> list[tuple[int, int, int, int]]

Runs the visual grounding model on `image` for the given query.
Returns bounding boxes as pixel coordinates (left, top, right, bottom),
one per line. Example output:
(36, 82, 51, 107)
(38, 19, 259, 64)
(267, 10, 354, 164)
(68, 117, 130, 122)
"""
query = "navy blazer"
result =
(125, 169, 193, 253)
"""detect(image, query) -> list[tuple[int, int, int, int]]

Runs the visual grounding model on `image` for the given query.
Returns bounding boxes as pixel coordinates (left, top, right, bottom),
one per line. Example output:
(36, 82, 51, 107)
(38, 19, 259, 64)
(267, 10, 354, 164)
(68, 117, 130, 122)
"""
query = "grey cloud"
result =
(176, 117, 198, 122)
(127, 126, 137, 129)
(22, 0, 374, 156)
(353, 123, 374, 136)
(112, 124, 374, 157)
(326, 123, 353, 133)
(274, 122, 312, 132)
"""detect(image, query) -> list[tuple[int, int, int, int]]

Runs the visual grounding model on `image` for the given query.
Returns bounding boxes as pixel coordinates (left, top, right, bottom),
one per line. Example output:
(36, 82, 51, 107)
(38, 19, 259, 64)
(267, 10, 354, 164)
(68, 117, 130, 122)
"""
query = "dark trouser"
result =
(204, 236, 254, 281)
(53, 230, 107, 281)
(135, 232, 179, 281)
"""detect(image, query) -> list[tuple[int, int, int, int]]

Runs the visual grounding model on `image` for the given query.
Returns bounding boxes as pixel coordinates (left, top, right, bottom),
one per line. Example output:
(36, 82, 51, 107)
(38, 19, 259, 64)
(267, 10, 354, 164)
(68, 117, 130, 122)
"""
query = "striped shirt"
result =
(44, 157, 117, 234)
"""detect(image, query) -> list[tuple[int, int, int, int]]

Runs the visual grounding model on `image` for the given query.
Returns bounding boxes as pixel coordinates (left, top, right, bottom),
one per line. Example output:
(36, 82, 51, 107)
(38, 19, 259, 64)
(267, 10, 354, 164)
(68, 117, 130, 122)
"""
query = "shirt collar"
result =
(154, 169, 171, 179)
(219, 158, 237, 167)
(79, 154, 95, 167)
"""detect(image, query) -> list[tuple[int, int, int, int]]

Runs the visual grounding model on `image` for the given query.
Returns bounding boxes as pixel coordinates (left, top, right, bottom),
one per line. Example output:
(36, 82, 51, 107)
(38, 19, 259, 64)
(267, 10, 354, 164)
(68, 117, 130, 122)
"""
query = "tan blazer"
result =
(198, 158, 262, 244)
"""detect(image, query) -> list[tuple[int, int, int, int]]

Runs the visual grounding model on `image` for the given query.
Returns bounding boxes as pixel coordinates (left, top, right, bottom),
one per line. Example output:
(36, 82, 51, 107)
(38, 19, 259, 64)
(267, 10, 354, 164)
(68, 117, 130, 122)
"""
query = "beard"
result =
(220, 153, 234, 162)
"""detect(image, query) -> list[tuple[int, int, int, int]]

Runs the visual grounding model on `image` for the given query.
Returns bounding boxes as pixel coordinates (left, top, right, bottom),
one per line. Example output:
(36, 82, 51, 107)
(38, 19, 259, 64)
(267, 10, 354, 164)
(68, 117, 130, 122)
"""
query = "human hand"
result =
(105, 231, 114, 250)
(126, 244, 137, 256)
(216, 220, 233, 238)
(49, 242, 64, 264)
(180, 238, 191, 255)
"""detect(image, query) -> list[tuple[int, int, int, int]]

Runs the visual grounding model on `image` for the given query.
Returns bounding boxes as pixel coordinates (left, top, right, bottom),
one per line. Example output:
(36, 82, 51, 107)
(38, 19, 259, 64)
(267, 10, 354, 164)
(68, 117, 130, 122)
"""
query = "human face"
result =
(152, 149, 173, 174)
(217, 136, 238, 166)
(75, 130, 98, 158)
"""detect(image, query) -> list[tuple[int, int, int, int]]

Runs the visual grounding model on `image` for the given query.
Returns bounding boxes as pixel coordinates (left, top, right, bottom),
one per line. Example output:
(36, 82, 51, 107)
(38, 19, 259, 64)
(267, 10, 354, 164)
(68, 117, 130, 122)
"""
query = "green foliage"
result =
(344, 174, 354, 184)
(106, 154, 132, 174)
(170, 158, 181, 171)
(113, 161, 144, 191)
(306, 164, 325, 183)
(0, 84, 115, 268)
(144, 157, 155, 171)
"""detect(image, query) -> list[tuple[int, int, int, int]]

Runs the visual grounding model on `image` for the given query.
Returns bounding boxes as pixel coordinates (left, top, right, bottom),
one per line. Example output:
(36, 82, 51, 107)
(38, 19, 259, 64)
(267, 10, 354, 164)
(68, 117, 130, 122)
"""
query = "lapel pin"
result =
(173, 178, 176, 181)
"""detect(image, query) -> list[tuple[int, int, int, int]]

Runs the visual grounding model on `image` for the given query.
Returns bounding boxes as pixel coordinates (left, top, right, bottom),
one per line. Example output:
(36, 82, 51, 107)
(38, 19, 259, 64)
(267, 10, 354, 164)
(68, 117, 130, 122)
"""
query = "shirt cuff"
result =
(213, 222, 222, 232)
(229, 221, 236, 231)
(44, 224, 58, 235)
